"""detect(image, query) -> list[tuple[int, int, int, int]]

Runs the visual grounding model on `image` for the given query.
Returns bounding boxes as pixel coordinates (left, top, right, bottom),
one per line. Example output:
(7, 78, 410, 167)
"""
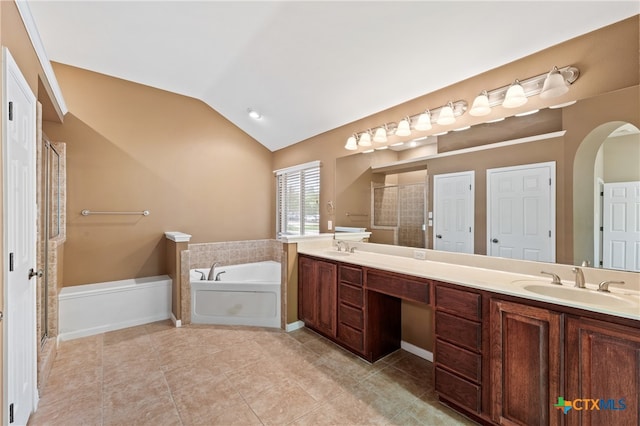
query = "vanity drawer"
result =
(435, 284, 481, 321)
(435, 311, 482, 352)
(339, 283, 363, 308)
(340, 265, 363, 287)
(339, 303, 364, 329)
(337, 323, 364, 352)
(435, 366, 481, 414)
(435, 338, 482, 383)
(366, 269, 430, 304)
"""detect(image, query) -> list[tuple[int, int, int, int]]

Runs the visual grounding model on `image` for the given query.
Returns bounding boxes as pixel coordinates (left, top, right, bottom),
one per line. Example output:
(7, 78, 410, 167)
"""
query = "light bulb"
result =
(540, 66, 569, 99)
(344, 135, 357, 150)
(415, 111, 432, 131)
(436, 103, 455, 125)
(502, 81, 527, 108)
(358, 132, 372, 147)
(373, 127, 388, 143)
(469, 91, 491, 116)
(395, 118, 411, 136)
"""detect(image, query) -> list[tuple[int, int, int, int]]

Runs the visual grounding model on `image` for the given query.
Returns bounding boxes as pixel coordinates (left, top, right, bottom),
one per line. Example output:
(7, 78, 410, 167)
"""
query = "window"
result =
(275, 161, 320, 236)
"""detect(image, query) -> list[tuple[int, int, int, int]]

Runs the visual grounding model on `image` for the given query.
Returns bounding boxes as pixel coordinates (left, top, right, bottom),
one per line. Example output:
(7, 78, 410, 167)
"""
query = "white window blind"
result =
(275, 161, 320, 236)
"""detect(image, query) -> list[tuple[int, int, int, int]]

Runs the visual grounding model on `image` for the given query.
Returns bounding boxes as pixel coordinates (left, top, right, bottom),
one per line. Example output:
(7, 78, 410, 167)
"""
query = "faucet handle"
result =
(597, 280, 625, 293)
(540, 271, 562, 285)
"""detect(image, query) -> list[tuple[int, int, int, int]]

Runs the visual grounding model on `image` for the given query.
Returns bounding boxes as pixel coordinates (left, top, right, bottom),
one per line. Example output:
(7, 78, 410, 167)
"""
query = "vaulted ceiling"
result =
(27, 1, 639, 151)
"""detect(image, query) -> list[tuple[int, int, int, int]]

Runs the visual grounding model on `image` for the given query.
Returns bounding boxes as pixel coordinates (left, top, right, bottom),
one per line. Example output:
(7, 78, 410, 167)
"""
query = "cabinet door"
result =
(566, 317, 640, 426)
(298, 256, 318, 325)
(315, 260, 337, 337)
(490, 299, 562, 426)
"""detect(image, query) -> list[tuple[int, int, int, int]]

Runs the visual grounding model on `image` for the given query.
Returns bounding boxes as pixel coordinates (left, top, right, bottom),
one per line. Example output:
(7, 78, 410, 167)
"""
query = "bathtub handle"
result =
(215, 271, 226, 281)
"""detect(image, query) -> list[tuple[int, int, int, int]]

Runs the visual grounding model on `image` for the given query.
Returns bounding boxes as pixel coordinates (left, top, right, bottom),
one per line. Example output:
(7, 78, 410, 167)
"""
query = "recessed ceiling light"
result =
(485, 117, 505, 124)
(362, 149, 375, 154)
(453, 126, 471, 132)
(433, 131, 449, 136)
(247, 108, 262, 119)
(390, 142, 405, 146)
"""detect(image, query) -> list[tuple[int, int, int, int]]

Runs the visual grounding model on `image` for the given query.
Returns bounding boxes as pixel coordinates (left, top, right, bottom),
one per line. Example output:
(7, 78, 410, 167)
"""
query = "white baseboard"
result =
(401, 340, 433, 362)
(286, 320, 305, 332)
(170, 312, 182, 328)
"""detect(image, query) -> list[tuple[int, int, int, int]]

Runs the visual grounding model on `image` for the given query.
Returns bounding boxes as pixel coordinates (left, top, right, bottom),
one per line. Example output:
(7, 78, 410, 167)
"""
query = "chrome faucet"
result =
(215, 271, 226, 281)
(335, 240, 348, 252)
(597, 280, 625, 293)
(208, 262, 221, 280)
(572, 267, 586, 288)
(540, 271, 562, 285)
(194, 270, 206, 281)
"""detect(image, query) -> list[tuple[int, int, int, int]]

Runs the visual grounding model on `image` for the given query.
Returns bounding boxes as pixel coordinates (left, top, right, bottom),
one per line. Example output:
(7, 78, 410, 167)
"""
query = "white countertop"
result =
(297, 245, 640, 322)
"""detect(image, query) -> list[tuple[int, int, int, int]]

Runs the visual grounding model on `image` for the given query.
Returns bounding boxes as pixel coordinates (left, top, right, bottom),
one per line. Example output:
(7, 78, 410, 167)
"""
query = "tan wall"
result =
(604, 133, 640, 182)
(43, 64, 275, 286)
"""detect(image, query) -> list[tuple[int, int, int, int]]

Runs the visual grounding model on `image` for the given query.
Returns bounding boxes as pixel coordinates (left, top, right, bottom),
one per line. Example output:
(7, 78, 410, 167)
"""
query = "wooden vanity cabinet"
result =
(298, 255, 337, 338)
(434, 283, 485, 416)
(298, 255, 401, 362)
(337, 264, 365, 353)
(490, 299, 563, 426)
(565, 316, 640, 426)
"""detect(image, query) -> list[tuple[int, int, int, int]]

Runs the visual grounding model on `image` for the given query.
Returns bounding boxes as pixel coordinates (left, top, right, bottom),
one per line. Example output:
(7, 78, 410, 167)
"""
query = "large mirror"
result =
(335, 100, 640, 272)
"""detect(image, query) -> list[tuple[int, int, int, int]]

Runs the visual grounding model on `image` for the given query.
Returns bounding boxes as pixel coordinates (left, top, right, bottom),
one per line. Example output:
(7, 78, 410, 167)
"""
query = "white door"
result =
(433, 171, 474, 253)
(487, 162, 555, 262)
(602, 181, 640, 272)
(3, 48, 38, 426)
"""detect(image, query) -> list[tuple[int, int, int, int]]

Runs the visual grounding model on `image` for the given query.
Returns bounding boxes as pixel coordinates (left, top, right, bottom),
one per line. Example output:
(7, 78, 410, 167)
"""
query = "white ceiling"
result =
(26, 1, 639, 152)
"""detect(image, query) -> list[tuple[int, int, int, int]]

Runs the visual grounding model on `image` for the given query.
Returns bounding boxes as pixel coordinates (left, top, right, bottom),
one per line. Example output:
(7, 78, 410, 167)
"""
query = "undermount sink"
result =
(512, 280, 638, 309)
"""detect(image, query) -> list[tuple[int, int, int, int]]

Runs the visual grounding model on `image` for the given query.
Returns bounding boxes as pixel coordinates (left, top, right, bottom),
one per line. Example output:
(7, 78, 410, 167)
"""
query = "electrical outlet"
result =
(328, 220, 333, 230)
(413, 250, 426, 260)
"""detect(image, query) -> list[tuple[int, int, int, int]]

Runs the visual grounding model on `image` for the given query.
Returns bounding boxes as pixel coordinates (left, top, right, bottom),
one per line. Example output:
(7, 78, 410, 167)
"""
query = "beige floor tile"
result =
(169, 373, 246, 425)
(245, 378, 320, 426)
(31, 322, 478, 426)
(103, 370, 180, 425)
(225, 358, 294, 401)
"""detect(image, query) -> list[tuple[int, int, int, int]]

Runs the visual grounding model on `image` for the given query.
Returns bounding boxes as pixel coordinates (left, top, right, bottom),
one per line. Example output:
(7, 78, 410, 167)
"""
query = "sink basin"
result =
(512, 280, 638, 309)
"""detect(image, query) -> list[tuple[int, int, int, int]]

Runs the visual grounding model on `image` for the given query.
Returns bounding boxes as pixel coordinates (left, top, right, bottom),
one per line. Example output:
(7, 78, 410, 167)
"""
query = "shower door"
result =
(39, 137, 61, 343)
(372, 182, 426, 248)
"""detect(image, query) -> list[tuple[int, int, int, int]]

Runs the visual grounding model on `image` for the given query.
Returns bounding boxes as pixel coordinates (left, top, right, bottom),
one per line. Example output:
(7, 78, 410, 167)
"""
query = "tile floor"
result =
(28, 321, 477, 426)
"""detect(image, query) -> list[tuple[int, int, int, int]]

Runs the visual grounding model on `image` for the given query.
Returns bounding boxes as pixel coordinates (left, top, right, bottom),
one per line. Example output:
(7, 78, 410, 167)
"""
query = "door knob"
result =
(492, 238, 499, 243)
(28, 268, 43, 280)
(436, 234, 442, 239)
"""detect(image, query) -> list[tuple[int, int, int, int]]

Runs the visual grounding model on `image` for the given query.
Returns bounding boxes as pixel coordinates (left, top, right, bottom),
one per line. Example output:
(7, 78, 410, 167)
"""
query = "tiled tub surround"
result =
(180, 239, 284, 325)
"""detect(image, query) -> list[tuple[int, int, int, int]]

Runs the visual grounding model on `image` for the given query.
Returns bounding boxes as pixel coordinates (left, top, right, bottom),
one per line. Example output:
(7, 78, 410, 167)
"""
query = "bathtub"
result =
(190, 261, 281, 328)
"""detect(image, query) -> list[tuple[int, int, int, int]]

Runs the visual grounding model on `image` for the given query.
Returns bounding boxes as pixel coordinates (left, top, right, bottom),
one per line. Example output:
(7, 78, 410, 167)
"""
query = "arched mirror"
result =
(574, 122, 640, 271)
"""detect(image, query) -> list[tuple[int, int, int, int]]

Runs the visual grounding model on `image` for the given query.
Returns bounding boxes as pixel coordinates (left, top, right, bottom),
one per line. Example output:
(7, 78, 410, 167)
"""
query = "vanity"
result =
(296, 244, 640, 426)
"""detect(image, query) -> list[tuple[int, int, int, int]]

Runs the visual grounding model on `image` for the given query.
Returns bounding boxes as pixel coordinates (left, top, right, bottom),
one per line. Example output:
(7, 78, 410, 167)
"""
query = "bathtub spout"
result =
(215, 271, 226, 281)
(208, 262, 221, 281)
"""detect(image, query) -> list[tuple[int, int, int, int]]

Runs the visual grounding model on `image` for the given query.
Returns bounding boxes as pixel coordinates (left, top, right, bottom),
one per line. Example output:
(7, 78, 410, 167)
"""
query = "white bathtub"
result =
(59, 275, 172, 341)
(190, 261, 281, 328)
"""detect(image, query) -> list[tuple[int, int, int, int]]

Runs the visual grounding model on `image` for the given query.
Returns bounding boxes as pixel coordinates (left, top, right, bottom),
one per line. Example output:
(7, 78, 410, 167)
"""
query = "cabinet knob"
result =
(492, 238, 499, 243)
(436, 234, 442, 239)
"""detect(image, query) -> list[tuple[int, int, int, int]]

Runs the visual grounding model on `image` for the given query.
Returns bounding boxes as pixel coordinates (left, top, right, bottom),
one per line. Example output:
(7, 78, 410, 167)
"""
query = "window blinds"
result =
(275, 161, 320, 236)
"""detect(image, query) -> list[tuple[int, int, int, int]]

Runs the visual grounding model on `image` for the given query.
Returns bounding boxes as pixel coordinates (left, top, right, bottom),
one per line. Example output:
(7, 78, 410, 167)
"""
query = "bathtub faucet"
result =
(208, 262, 221, 281)
(215, 271, 226, 281)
